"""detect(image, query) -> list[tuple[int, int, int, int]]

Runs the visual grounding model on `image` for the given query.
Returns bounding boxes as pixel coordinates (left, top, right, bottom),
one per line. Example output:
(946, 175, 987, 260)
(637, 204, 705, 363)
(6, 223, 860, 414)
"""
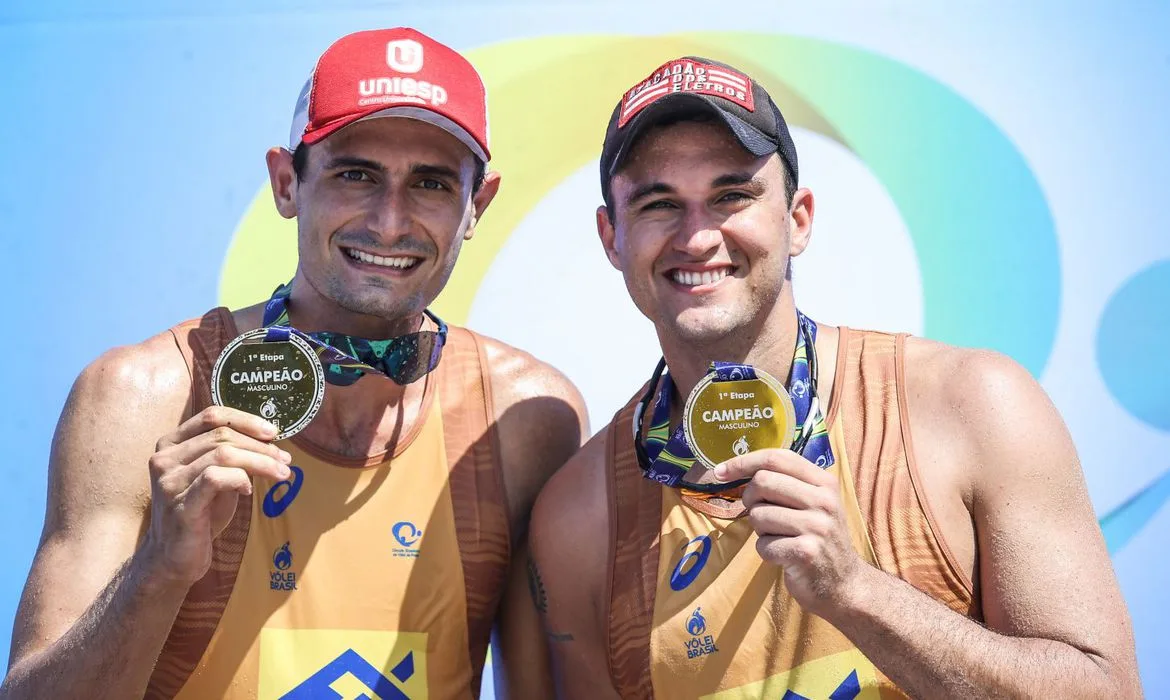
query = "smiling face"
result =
(598, 117, 812, 350)
(268, 116, 499, 330)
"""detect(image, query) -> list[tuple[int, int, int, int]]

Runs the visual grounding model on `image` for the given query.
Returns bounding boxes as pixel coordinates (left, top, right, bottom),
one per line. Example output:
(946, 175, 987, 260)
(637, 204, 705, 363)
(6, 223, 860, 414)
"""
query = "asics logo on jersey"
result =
(670, 535, 712, 591)
(263, 465, 304, 518)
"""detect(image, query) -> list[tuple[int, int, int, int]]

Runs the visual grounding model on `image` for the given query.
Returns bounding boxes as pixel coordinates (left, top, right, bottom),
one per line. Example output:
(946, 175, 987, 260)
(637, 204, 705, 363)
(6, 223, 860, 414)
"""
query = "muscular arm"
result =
(825, 346, 1140, 697)
(482, 339, 590, 700)
(3, 333, 289, 700)
(527, 434, 620, 700)
(2, 340, 192, 698)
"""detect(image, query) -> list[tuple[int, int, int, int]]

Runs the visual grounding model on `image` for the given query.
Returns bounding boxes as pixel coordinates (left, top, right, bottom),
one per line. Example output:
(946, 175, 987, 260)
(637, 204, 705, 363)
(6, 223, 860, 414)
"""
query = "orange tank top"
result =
(143, 308, 510, 700)
(606, 329, 979, 698)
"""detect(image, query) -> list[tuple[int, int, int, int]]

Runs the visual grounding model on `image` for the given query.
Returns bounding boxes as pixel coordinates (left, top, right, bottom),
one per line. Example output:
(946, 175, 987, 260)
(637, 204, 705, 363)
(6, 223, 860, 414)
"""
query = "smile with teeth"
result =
(670, 267, 733, 287)
(344, 248, 421, 270)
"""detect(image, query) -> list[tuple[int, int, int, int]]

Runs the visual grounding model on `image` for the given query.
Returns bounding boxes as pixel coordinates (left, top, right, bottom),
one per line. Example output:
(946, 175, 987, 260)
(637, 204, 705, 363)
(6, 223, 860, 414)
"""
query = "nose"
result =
(671, 205, 723, 258)
(363, 180, 413, 243)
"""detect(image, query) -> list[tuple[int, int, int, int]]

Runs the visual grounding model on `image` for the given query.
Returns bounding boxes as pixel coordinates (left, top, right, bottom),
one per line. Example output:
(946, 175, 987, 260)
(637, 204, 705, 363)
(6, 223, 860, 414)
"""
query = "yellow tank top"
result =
(144, 308, 510, 700)
(606, 329, 979, 698)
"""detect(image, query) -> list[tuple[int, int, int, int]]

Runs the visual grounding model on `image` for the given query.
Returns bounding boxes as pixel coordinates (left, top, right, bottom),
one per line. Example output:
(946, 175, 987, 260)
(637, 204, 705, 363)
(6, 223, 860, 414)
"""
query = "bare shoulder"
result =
(475, 333, 590, 526)
(532, 428, 610, 544)
(478, 334, 588, 426)
(73, 329, 193, 414)
(67, 328, 194, 441)
(902, 336, 1067, 476)
(904, 336, 1047, 411)
(52, 328, 194, 521)
(529, 427, 611, 611)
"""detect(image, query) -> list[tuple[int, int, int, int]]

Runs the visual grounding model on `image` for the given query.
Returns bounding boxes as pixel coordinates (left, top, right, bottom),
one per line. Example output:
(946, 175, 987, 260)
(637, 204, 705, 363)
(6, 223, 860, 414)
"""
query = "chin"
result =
(665, 309, 742, 346)
(330, 287, 421, 321)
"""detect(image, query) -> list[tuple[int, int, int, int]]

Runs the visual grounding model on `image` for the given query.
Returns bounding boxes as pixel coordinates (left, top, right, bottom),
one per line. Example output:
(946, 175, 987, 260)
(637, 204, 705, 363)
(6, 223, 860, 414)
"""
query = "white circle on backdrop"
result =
(468, 127, 923, 429)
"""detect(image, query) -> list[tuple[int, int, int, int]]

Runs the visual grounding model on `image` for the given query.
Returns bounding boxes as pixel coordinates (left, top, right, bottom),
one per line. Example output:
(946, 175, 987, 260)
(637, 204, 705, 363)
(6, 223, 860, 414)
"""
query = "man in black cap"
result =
(526, 56, 1139, 698)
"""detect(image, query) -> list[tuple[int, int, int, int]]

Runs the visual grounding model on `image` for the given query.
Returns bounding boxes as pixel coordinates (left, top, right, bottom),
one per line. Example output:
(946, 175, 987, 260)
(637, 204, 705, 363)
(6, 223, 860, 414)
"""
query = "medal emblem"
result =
(210, 328, 325, 440)
(682, 368, 796, 469)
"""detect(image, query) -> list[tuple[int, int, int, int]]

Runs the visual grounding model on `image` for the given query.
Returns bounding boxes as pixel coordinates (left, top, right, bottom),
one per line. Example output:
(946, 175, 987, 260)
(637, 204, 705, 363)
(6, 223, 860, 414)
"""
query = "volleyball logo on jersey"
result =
(684, 607, 719, 659)
(270, 541, 299, 591)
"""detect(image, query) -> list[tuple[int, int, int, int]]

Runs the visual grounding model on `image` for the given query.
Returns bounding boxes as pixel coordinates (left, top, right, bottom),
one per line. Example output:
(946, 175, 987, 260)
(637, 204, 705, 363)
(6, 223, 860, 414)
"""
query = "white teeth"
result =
(671, 267, 731, 286)
(347, 249, 418, 269)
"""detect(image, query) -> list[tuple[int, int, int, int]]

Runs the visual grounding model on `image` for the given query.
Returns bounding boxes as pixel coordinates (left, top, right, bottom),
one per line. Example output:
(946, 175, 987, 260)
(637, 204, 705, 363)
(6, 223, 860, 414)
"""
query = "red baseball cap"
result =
(288, 28, 490, 162)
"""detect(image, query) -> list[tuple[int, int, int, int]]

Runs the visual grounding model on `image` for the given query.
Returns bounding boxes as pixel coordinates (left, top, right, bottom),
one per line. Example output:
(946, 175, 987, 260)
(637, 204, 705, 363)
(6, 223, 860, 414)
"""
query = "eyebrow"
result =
(626, 182, 675, 207)
(412, 164, 462, 182)
(624, 171, 768, 207)
(323, 158, 462, 184)
(324, 156, 386, 172)
(711, 172, 767, 190)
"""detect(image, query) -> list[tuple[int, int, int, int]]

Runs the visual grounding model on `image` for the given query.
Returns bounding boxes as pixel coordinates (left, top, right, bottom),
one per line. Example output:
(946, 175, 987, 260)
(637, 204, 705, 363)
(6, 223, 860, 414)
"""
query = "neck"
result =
(300, 372, 428, 459)
(660, 293, 800, 402)
(273, 274, 432, 459)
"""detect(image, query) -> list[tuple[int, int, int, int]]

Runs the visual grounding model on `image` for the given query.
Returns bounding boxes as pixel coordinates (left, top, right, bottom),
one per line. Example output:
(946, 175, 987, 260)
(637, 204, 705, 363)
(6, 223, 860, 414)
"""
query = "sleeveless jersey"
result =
(144, 308, 510, 700)
(606, 329, 980, 699)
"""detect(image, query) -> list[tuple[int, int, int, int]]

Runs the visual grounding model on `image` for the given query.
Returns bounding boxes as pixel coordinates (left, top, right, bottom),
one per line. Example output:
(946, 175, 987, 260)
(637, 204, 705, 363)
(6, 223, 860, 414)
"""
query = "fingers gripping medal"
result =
(682, 366, 797, 469)
(211, 329, 325, 440)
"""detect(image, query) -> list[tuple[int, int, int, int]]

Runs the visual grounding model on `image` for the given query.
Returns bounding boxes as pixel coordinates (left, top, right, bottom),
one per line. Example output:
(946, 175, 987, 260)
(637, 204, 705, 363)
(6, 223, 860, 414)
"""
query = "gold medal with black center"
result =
(682, 368, 796, 469)
(210, 328, 325, 441)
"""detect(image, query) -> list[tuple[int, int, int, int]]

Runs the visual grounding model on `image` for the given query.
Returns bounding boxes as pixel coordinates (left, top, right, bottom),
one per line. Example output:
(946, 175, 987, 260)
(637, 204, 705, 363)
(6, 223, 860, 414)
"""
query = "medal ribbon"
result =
(260, 282, 447, 387)
(642, 311, 834, 487)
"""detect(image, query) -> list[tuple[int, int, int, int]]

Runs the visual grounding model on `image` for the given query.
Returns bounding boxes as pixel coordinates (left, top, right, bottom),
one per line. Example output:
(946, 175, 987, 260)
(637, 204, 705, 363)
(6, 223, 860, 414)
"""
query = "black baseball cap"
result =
(600, 56, 798, 203)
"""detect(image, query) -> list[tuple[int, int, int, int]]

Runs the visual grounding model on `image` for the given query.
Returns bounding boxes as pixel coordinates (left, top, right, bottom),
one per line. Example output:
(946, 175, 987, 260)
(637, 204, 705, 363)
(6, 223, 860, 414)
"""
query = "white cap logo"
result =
(386, 39, 424, 74)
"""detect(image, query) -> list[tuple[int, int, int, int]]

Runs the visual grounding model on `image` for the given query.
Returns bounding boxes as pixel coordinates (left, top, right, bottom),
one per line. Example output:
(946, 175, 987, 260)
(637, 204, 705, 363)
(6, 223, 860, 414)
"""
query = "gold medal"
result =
(682, 368, 796, 469)
(210, 329, 325, 441)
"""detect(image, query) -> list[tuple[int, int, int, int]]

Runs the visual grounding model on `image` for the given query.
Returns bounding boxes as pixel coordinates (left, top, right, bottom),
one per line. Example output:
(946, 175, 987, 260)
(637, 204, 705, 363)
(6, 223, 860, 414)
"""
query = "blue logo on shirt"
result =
(670, 535, 712, 591)
(686, 608, 707, 636)
(683, 606, 718, 659)
(270, 541, 297, 591)
(281, 648, 415, 699)
(392, 521, 423, 558)
(273, 542, 292, 571)
(781, 669, 861, 700)
(263, 465, 304, 518)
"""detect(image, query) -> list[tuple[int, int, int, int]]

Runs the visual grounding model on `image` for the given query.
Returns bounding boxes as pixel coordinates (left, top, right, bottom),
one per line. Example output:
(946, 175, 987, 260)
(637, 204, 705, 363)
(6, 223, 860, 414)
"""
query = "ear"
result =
(596, 205, 622, 271)
(465, 169, 502, 241)
(266, 147, 299, 220)
(788, 187, 815, 257)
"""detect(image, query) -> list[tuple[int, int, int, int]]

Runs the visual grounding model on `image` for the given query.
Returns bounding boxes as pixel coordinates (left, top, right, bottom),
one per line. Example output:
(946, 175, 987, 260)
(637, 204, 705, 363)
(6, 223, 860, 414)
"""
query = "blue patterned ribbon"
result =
(261, 282, 447, 386)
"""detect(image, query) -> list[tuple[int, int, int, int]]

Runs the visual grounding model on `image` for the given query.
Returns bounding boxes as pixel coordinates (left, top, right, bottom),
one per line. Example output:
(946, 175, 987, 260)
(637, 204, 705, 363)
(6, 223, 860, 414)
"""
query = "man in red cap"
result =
(2, 28, 585, 699)
(527, 55, 1139, 697)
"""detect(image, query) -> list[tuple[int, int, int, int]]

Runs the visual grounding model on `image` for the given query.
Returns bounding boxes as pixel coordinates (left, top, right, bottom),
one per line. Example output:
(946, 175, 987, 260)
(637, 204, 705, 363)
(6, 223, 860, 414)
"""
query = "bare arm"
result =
(482, 339, 590, 700)
(719, 346, 1141, 698)
(2, 338, 292, 699)
(528, 434, 621, 700)
(831, 348, 1140, 697)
